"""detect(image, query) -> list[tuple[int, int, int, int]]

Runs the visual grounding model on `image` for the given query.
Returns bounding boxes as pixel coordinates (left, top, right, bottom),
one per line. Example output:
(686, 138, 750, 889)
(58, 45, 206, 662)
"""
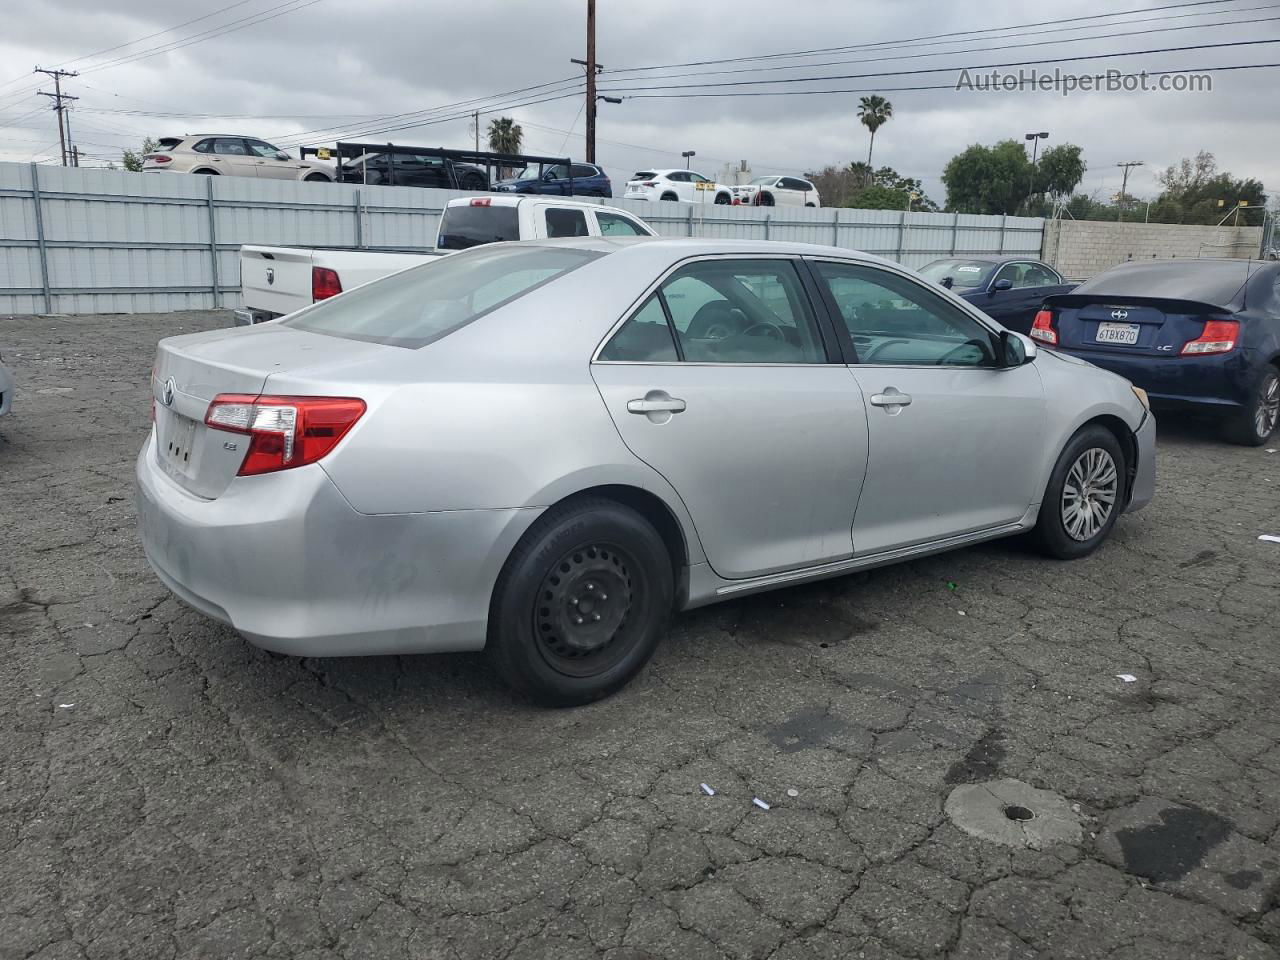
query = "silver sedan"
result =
(136, 238, 1155, 704)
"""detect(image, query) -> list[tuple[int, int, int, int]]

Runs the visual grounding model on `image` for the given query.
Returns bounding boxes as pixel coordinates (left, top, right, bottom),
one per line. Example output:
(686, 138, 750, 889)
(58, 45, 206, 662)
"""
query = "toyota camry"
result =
(137, 238, 1155, 705)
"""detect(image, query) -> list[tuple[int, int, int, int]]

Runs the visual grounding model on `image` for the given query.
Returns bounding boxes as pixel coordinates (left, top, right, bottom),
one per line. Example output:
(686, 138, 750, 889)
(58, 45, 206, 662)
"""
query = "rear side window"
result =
(212, 138, 248, 155)
(570, 164, 599, 179)
(191, 139, 214, 153)
(598, 295, 678, 362)
(159, 137, 185, 150)
(545, 207, 590, 238)
(438, 203, 520, 250)
(282, 246, 602, 348)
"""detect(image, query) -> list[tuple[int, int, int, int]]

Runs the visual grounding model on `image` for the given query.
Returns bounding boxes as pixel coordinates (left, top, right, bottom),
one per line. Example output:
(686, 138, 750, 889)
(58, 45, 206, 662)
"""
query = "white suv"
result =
(142, 135, 335, 181)
(731, 176, 821, 208)
(624, 169, 733, 205)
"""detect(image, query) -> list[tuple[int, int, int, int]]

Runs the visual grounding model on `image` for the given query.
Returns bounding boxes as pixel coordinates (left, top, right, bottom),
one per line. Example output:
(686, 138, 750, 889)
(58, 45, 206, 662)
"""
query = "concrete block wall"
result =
(1041, 219, 1264, 280)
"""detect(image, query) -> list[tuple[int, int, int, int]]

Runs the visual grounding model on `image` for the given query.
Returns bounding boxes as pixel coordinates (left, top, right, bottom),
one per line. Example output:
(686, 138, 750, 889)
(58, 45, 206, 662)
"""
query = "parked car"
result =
(0, 352, 12, 417)
(140, 237, 1154, 705)
(142, 135, 334, 181)
(919, 256, 1076, 334)
(624, 169, 733, 205)
(1035, 258, 1280, 445)
(234, 196, 655, 324)
(491, 162, 611, 198)
(339, 152, 489, 190)
(730, 176, 821, 208)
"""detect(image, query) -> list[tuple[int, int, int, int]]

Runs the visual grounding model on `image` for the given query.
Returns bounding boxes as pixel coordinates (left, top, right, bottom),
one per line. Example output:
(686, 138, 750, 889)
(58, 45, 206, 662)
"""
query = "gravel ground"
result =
(2, 309, 1279, 960)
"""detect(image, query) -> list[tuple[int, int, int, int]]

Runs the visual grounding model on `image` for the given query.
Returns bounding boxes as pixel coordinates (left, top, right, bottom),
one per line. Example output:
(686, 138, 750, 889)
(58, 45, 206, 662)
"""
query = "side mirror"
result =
(992, 278, 1014, 292)
(275, 151, 290, 161)
(1000, 330, 1037, 367)
(940, 276, 954, 289)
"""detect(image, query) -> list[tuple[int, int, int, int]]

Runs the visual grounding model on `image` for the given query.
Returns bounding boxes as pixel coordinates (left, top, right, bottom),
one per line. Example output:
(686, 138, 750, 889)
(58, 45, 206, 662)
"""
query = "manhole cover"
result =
(945, 779, 1082, 849)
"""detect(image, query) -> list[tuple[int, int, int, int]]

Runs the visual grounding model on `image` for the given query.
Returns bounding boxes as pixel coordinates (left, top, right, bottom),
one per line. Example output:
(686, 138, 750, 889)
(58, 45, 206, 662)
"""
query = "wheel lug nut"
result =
(575, 617, 584, 625)
(570, 597, 579, 606)
(586, 583, 595, 592)
(599, 593, 607, 601)
(592, 613, 601, 622)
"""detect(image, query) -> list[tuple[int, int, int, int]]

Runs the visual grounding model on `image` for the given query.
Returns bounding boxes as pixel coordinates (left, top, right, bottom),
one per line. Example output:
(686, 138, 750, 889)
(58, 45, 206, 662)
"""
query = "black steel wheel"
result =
(488, 499, 674, 706)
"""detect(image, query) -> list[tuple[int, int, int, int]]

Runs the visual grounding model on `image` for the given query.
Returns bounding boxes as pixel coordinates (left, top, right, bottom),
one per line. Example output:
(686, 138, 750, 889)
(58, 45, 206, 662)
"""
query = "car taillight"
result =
(1180, 319, 1239, 355)
(470, 197, 492, 206)
(205, 394, 366, 476)
(1030, 309, 1058, 345)
(641, 181, 656, 187)
(312, 267, 342, 302)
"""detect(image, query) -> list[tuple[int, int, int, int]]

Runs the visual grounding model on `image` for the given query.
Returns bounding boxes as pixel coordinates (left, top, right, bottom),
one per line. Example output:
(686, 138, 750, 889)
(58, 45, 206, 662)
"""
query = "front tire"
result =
(714, 192, 731, 205)
(487, 499, 674, 706)
(1223, 365, 1279, 446)
(1032, 425, 1126, 559)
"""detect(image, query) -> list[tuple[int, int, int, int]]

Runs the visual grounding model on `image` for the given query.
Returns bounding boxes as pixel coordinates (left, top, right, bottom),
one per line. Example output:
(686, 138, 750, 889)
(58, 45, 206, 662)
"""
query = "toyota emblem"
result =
(266, 267, 275, 286)
(161, 376, 176, 407)
(1110, 308, 1129, 321)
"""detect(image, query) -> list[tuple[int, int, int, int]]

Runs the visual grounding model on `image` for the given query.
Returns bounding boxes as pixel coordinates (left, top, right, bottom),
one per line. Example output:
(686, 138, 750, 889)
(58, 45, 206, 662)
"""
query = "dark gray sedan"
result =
(919, 256, 1076, 334)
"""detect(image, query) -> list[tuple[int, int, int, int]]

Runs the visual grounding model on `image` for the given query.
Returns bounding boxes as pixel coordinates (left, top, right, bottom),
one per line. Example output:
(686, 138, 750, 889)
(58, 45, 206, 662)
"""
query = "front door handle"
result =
(627, 397, 686, 414)
(869, 390, 912, 408)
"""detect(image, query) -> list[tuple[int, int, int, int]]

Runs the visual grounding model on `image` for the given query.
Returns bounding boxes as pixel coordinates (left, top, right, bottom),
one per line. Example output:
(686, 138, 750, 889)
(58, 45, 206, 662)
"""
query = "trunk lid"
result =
(1044, 294, 1229, 358)
(151, 325, 390, 499)
(239, 246, 316, 317)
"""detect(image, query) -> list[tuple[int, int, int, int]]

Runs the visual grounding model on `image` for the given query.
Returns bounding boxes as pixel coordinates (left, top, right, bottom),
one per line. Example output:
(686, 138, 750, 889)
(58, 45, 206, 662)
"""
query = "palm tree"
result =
(857, 96, 893, 168)
(487, 117, 523, 155)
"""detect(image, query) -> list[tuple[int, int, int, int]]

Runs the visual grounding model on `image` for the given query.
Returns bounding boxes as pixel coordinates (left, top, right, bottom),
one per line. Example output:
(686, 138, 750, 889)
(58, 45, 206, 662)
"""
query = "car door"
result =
(661, 171, 690, 202)
(244, 138, 295, 179)
(982, 262, 1052, 333)
(210, 138, 259, 178)
(808, 258, 1046, 555)
(776, 177, 807, 206)
(591, 257, 869, 579)
(688, 171, 716, 205)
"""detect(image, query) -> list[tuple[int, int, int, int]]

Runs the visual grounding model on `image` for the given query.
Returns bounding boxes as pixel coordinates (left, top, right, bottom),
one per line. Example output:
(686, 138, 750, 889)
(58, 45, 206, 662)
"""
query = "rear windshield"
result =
(918, 259, 995, 290)
(1073, 260, 1256, 307)
(631, 172, 657, 180)
(282, 245, 603, 348)
(437, 204, 520, 250)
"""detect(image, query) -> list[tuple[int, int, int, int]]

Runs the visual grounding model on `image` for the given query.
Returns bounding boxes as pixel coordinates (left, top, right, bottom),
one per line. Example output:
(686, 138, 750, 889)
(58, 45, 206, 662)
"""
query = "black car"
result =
(490, 162, 612, 198)
(919, 256, 1076, 334)
(339, 153, 489, 190)
(1036, 258, 1280, 445)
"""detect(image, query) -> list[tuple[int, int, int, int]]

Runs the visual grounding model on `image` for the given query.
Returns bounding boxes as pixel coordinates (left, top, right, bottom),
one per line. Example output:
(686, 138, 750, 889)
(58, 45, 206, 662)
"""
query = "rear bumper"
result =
(135, 431, 542, 656)
(1060, 347, 1251, 410)
(1126, 412, 1156, 514)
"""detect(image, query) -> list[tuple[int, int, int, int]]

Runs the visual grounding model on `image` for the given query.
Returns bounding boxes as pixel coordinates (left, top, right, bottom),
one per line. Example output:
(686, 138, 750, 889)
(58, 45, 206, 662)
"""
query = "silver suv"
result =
(142, 135, 334, 181)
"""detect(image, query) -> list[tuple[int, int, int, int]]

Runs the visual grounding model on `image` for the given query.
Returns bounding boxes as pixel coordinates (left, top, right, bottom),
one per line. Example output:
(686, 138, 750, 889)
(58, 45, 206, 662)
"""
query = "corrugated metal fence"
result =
(0, 161, 1045, 315)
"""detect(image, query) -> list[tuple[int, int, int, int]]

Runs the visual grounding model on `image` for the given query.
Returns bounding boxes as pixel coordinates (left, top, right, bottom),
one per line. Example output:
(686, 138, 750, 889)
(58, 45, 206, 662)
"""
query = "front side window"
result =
(813, 261, 998, 367)
(246, 139, 282, 158)
(283, 245, 602, 348)
(596, 212, 648, 237)
(657, 260, 826, 363)
(545, 207, 590, 238)
(688, 172, 711, 184)
(1021, 263, 1062, 286)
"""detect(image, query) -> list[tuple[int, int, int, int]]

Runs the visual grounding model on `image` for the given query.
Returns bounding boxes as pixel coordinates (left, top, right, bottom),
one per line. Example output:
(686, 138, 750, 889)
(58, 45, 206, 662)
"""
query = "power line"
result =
(605, 0, 1250, 73)
(598, 36, 1280, 94)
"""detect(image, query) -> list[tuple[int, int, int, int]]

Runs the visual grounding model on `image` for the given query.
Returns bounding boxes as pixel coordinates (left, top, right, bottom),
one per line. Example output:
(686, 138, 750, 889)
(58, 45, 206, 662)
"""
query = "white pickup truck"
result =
(234, 195, 656, 324)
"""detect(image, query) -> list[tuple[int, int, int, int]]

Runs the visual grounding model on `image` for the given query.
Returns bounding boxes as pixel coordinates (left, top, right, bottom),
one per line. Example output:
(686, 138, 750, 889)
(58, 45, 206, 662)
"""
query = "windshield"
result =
(437, 203, 520, 250)
(282, 245, 603, 348)
(918, 259, 995, 290)
(748, 177, 778, 186)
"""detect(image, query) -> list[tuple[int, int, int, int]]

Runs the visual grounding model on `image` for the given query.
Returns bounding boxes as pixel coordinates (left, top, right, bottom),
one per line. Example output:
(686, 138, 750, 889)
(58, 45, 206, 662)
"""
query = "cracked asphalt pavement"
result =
(2, 309, 1280, 960)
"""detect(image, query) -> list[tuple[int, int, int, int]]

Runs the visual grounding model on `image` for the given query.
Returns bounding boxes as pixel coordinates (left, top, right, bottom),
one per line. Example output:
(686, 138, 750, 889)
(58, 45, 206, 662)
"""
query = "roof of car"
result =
(926, 254, 1046, 265)
(524, 235, 900, 267)
(441, 196, 637, 212)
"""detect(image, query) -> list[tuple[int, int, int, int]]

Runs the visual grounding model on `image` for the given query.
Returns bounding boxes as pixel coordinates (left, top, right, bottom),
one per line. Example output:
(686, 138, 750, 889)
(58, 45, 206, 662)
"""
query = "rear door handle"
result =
(869, 391, 912, 407)
(627, 397, 686, 414)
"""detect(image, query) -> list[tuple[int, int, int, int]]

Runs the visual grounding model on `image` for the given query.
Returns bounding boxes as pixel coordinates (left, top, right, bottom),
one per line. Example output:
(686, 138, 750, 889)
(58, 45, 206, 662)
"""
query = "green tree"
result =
(856, 95, 893, 168)
(942, 139, 1085, 215)
(806, 163, 937, 210)
(1034, 144, 1086, 202)
(1154, 151, 1266, 224)
(121, 137, 158, 172)
(486, 117, 523, 155)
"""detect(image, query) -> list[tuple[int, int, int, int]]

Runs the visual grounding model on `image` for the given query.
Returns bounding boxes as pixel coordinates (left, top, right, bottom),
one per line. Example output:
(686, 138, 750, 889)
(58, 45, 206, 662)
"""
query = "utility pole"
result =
(571, 0, 602, 163)
(35, 67, 79, 166)
(473, 110, 480, 153)
(1115, 161, 1143, 222)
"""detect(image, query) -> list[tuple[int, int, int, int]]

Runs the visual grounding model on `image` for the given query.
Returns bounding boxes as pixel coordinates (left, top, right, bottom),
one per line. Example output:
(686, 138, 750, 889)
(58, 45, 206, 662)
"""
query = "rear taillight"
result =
(1030, 309, 1058, 345)
(641, 181, 656, 187)
(205, 394, 366, 476)
(311, 267, 342, 302)
(148, 154, 171, 163)
(469, 197, 492, 206)
(1180, 319, 1239, 355)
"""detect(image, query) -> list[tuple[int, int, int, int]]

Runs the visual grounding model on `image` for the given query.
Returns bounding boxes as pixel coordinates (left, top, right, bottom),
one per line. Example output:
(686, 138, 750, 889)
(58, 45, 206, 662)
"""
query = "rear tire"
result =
(487, 499, 674, 706)
(192, 169, 219, 176)
(714, 192, 731, 205)
(1223, 364, 1279, 446)
(660, 192, 679, 202)
(1032, 424, 1126, 560)
(760, 193, 776, 206)
(461, 174, 487, 191)
(303, 173, 329, 182)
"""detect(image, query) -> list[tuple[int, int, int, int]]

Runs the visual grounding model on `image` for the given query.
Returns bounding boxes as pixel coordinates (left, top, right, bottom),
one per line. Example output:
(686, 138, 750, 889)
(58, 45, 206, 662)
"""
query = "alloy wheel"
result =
(1060, 448, 1118, 542)
(1255, 372, 1279, 439)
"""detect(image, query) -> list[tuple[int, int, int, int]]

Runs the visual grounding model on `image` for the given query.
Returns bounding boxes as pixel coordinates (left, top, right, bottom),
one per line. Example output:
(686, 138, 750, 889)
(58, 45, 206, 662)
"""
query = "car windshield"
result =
(918, 259, 995, 290)
(748, 177, 778, 185)
(1072, 260, 1258, 307)
(282, 245, 603, 349)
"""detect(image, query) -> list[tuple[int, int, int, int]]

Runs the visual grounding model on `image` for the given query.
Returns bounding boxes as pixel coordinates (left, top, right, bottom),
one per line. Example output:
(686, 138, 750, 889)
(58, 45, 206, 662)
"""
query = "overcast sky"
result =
(1, 0, 1277, 207)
